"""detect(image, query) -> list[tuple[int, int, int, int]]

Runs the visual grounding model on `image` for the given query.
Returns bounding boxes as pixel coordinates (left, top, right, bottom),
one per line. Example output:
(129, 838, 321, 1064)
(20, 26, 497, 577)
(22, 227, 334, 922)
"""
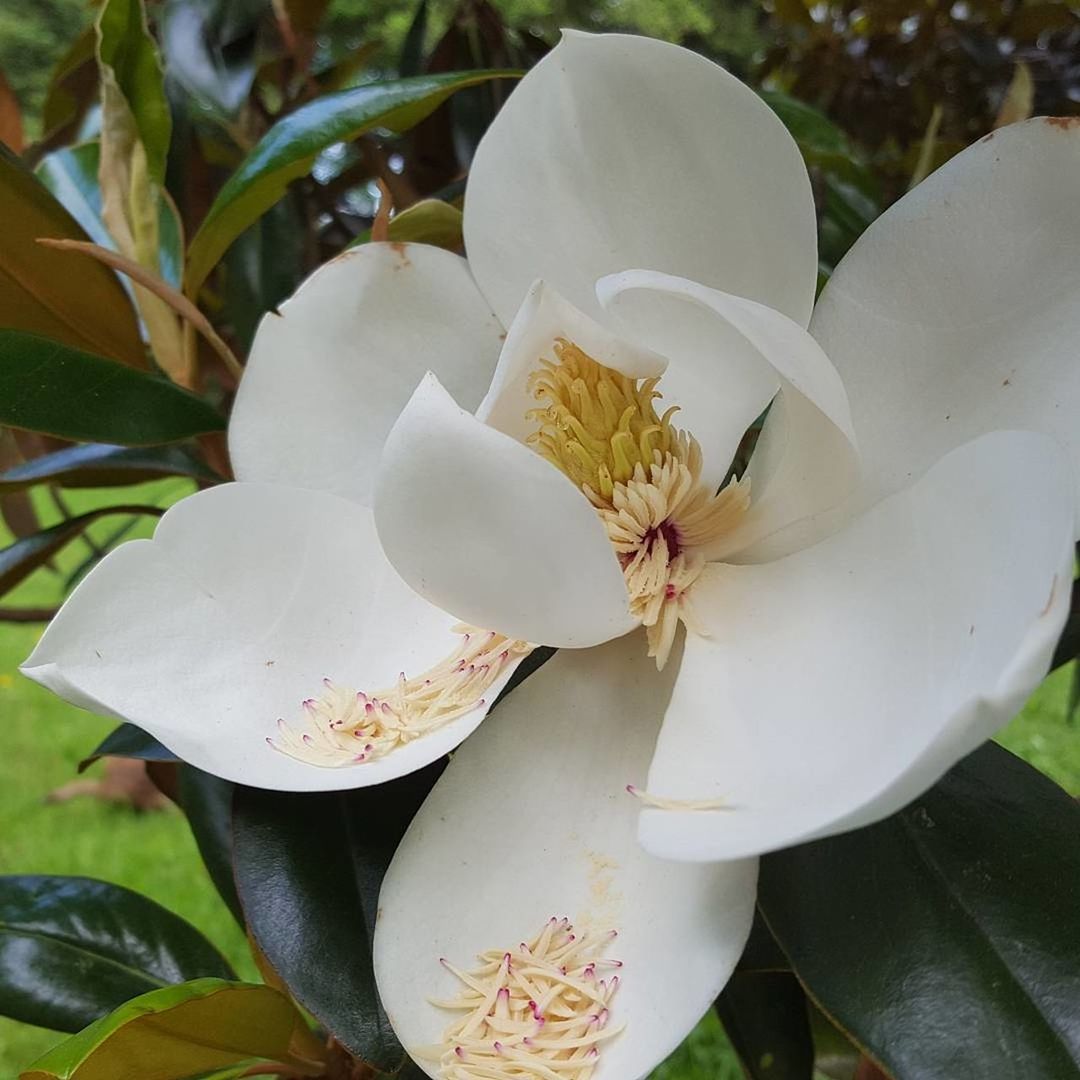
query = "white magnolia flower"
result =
(22, 31, 1080, 1080)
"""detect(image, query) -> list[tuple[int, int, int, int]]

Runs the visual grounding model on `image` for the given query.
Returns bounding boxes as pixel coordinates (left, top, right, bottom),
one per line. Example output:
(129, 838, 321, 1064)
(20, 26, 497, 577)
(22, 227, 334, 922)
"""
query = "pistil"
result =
(527, 340, 750, 667)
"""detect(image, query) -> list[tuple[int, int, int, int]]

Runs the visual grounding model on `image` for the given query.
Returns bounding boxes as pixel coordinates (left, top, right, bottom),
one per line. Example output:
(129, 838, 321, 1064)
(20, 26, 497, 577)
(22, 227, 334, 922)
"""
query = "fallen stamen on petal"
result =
(626, 784, 731, 812)
(527, 341, 751, 668)
(421, 918, 624, 1079)
(270, 625, 532, 767)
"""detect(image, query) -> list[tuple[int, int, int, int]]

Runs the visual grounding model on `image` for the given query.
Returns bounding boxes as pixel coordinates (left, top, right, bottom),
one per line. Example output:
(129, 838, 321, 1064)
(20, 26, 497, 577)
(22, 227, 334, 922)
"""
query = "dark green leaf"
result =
(736, 910, 791, 974)
(185, 69, 519, 294)
(0, 505, 162, 596)
(399, 0, 430, 78)
(0, 331, 225, 444)
(232, 764, 445, 1069)
(220, 198, 304, 353)
(78, 723, 179, 773)
(0, 443, 218, 494)
(1051, 573, 1080, 671)
(0, 146, 144, 368)
(716, 972, 814, 1080)
(178, 767, 244, 926)
(21, 978, 326, 1079)
(0, 876, 235, 1033)
(759, 89, 878, 195)
(758, 742, 1080, 1079)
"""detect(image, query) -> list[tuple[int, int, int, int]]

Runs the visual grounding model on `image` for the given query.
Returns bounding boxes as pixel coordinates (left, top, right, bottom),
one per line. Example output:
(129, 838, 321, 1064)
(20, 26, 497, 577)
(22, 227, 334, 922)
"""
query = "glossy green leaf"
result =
(0, 506, 162, 596)
(185, 69, 518, 294)
(232, 764, 445, 1069)
(97, 0, 172, 186)
(21, 979, 325, 1080)
(0, 876, 235, 1033)
(758, 743, 1080, 1079)
(78, 723, 179, 773)
(715, 973, 813, 1080)
(0, 443, 218, 494)
(0, 331, 225, 445)
(36, 143, 184, 289)
(178, 767, 244, 927)
(0, 147, 144, 368)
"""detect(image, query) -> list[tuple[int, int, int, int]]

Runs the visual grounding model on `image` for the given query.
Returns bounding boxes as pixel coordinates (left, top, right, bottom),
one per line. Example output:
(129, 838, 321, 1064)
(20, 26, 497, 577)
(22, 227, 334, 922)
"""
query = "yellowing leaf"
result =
(0, 146, 144, 367)
(96, 0, 186, 383)
(185, 70, 518, 296)
(21, 979, 327, 1080)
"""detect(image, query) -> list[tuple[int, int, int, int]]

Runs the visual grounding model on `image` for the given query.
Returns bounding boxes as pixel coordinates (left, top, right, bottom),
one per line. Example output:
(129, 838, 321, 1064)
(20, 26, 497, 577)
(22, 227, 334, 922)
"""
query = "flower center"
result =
(269, 627, 532, 767)
(528, 340, 750, 667)
(422, 917, 624, 1078)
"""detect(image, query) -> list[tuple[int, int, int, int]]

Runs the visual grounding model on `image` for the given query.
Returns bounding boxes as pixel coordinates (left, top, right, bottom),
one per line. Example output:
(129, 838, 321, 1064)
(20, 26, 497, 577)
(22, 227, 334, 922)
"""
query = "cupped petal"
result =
(229, 242, 504, 504)
(374, 373, 636, 647)
(374, 633, 758, 1080)
(600, 270, 858, 559)
(22, 482, 525, 791)
(476, 279, 667, 445)
(637, 430, 1074, 861)
(811, 117, 1080, 527)
(464, 31, 817, 330)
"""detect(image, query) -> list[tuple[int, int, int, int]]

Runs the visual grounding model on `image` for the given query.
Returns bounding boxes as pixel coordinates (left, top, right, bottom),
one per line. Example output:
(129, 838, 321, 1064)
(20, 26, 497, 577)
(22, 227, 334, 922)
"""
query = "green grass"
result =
(0, 482, 1078, 1076)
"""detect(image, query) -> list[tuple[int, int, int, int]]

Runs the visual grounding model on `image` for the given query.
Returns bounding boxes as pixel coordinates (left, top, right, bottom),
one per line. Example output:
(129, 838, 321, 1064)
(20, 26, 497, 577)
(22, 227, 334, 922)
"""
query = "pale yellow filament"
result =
(270, 627, 532, 767)
(422, 918, 623, 1079)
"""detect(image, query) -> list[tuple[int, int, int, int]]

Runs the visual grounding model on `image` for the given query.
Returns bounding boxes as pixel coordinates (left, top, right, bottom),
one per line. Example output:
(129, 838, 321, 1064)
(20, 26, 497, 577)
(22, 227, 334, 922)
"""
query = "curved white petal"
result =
(374, 634, 758, 1080)
(476, 280, 667, 445)
(229, 242, 504, 504)
(638, 430, 1074, 861)
(600, 271, 858, 559)
(811, 117, 1080, 528)
(21, 483, 524, 791)
(374, 373, 636, 647)
(465, 31, 817, 330)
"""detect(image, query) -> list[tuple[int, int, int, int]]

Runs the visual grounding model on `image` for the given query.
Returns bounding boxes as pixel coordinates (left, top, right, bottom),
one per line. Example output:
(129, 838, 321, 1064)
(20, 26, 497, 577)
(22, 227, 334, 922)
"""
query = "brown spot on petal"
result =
(1045, 116, 1080, 131)
(389, 241, 412, 268)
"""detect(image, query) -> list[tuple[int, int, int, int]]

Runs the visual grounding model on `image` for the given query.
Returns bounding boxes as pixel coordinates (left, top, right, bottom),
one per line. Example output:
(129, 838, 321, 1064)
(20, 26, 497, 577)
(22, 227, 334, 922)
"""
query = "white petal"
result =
(22, 483, 524, 791)
(229, 242, 504, 504)
(374, 373, 636, 647)
(811, 117, 1080, 528)
(374, 634, 758, 1080)
(464, 31, 817, 330)
(476, 280, 667, 445)
(638, 431, 1074, 861)
(599, 271, 858, 559)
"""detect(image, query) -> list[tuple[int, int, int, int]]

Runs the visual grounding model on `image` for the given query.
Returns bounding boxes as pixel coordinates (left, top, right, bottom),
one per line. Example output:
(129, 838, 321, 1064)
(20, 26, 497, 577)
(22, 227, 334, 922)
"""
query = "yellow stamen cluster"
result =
(269, 627, 532, 768)
(528, 342, 750, 667)
(423, 918, 624, 1079)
